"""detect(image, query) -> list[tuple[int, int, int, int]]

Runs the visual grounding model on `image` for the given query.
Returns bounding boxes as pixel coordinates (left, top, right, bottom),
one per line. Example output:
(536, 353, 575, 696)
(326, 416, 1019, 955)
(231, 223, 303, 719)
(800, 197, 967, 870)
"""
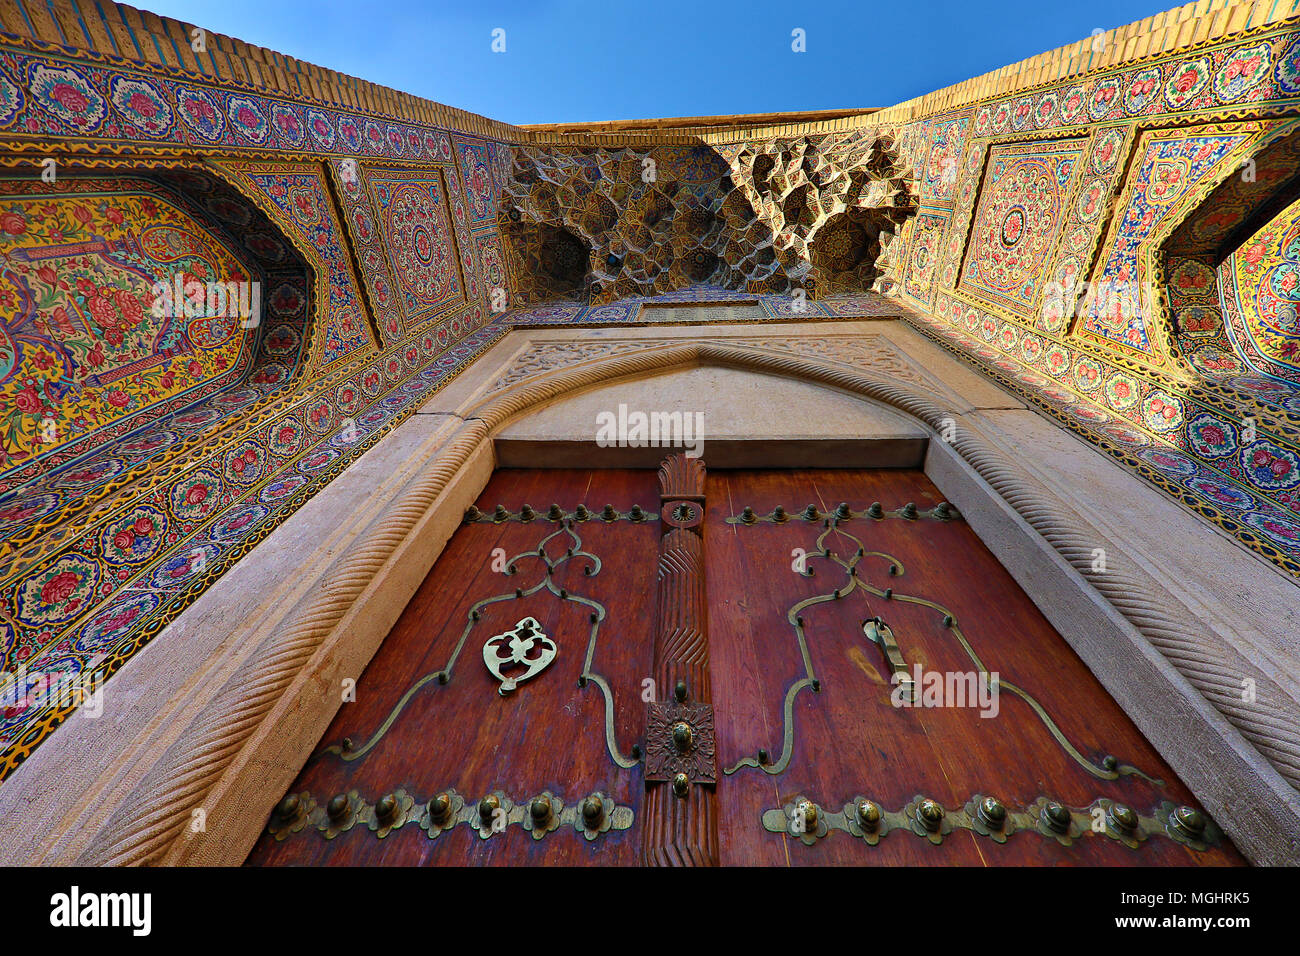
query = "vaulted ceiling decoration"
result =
(497, 136, 917, 305)
(499, 144, 780, 304)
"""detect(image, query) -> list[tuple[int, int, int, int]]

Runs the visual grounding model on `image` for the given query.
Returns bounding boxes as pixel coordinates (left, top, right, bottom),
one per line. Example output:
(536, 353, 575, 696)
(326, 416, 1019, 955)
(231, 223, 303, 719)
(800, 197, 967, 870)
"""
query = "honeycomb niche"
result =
(499, 144, 796, 304)
(728, 131, 918, 297)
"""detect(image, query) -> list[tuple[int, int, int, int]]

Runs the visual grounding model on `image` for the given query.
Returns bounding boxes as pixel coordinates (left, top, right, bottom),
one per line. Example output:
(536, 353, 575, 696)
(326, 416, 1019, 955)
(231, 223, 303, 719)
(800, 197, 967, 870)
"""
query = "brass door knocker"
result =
(483, 617, 556, 695)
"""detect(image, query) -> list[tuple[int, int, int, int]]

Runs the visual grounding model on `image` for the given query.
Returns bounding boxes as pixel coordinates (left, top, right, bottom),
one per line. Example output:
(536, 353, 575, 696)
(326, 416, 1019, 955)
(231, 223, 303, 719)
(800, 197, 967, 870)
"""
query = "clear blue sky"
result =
(139, 0, 1184, 124)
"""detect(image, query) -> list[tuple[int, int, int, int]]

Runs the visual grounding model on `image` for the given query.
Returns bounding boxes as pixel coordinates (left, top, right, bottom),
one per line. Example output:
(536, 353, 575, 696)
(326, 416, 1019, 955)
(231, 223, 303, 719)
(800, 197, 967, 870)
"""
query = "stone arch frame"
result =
(7, 337, 1299, 867)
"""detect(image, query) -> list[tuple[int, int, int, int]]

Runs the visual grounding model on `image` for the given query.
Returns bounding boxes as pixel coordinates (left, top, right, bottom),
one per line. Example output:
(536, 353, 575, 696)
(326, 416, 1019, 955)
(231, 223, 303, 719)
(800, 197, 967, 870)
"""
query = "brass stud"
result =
(530, 796, 551, 824)
(375, 793, 398, 824)
(917, 798, 944, 831)
(520, 503, 535, 521)
(978, 796, 1007, 829)
(1171, 806, 1206, 837)
(867, 502, 883, 518)
(575, 503, 590, 521)
(274, 793, 300, 821)
(326, 794, 350, 823)
(547, 503, 563, 521)
(757, 748, 769, 765)
(802, 504, 818, 520)
(857, 799, 882, 831)
(798, 800, 819, 830)
(427, 792, 451, 824)
(478, 794, 500, 822)
(1110, 804, 1138, 832)
(1103, 755, 1118, 771)
(1042, 801, 1071, 833)
(493, 504, 507, 521)
(630, 504, 645, 521)
(836, 502, 852, 519)
(672, 720, 694, 752)
(901, 502, 918, 519)
(933, 502, 953, 519)
(602, 504, 616, 520)
(581, 794, 604, 828)
(674, 679, 688, 702)
(773, 505, 787, 522)
(465, 505, 483, 521)
(672, 773, 689, 798)
(741, 506, 756, 523)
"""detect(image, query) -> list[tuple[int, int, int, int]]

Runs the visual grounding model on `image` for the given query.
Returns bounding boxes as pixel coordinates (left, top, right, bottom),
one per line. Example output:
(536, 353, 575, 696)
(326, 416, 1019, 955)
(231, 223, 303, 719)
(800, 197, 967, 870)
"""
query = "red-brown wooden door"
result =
(245, 464, 1243, 866)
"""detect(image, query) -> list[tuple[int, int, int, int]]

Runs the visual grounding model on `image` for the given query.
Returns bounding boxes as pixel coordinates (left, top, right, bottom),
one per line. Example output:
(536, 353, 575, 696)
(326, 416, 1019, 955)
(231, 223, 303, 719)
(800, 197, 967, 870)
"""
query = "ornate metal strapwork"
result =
(725, 500, 961, 525)
(723, 513, 1160, 784)
(266, 788, 634, 844)
(762, 793, 1224, 852)
(315, 513, 638, 770)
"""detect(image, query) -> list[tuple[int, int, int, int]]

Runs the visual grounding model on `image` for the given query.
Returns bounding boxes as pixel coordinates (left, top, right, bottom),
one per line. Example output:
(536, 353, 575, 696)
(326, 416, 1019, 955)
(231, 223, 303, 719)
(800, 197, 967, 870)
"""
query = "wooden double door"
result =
(246, 460, 1242, 866)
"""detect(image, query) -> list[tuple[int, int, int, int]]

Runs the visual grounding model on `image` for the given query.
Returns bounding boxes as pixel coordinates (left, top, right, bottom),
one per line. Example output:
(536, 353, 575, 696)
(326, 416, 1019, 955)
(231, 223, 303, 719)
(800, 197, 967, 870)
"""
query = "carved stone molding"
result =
(492, 341, 661, 391)
(493, 333, 962, 407)
(51, 339, 1300, 866)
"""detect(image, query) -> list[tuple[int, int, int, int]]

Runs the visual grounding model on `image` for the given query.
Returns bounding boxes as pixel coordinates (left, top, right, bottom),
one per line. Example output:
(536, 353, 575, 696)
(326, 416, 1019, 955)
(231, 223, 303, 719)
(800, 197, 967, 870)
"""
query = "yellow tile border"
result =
(16, 1, 1300, 145)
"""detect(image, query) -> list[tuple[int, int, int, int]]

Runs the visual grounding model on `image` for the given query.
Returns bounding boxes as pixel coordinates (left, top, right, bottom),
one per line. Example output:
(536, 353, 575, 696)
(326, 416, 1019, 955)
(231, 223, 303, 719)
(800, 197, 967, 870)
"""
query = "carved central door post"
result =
(641, 455, 719, 866)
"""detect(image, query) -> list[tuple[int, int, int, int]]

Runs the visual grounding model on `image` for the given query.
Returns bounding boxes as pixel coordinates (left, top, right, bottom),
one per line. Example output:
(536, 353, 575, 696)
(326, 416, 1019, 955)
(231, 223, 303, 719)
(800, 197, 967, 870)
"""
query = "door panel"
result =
(707, 469, 1241, 865)
(246, 469, 659, 866)
(245, 464, 1243, 866)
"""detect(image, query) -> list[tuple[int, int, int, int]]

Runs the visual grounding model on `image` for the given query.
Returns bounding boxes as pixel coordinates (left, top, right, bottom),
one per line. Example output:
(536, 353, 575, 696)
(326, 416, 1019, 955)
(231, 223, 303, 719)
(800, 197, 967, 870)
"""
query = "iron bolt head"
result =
(326, 794, 350, 823)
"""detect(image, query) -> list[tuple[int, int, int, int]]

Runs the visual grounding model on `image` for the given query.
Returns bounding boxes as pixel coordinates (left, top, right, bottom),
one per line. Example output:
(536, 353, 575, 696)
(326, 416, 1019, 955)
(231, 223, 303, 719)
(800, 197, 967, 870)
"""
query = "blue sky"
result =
(140, 0, 1183, 124)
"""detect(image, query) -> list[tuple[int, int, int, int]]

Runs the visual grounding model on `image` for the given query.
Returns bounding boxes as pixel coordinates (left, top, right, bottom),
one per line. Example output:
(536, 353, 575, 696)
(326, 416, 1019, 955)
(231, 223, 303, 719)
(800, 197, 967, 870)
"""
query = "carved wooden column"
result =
(641, 454, 719, 866)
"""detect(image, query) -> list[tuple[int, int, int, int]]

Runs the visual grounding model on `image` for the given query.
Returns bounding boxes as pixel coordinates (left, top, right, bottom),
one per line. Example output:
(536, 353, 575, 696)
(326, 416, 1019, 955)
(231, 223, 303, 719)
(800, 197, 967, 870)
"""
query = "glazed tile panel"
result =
(959, 138, 1087, 318)
(220, 161, 373, 371)
(1081, 132, 1249, 354)
(887, 17, 1300, 580)
(1220, 192, 1300, 382)
(0, 178, 256, 469)
(0, 26, 515, 779)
